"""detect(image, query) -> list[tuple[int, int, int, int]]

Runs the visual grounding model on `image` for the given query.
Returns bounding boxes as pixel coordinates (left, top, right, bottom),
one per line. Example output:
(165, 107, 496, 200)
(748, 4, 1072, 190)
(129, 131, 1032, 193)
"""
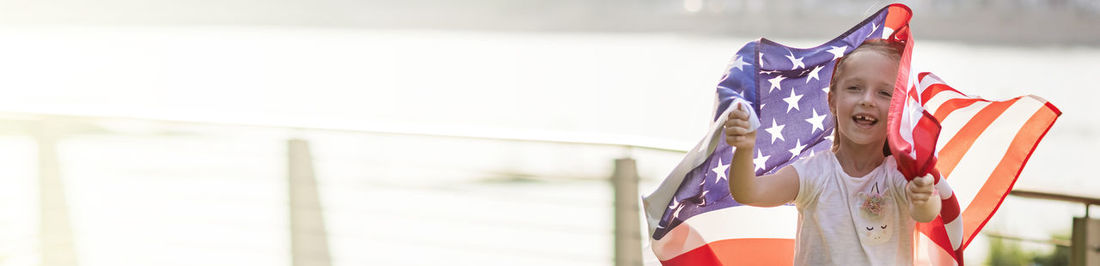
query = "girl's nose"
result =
(859, 91, 875, 107)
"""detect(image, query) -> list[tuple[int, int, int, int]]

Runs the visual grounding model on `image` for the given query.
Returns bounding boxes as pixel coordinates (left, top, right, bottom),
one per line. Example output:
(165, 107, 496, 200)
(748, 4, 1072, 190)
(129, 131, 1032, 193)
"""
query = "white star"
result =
(759, 53, 765, 67)
(672, 203, 685, 219)
(753, 150, 770, 172)
(824, 129, 835, 142)
(729, 55, 750, 72)
(764, 119, 786, 144)
(822, 86, 830, 94)
(712, 158, 730, 184)
(782, 90, 803, 113)
(668, 198, 679, 210)
(768, 75, 785, 93)
(868, 23, 879, 38)
(805, 109, 827, 133)
(827, 45, 847, 60)
(736, 90, 745, 98)
(786, 51, 805, 70)
(788, 139, 806, 159)
(806, 65, 823, 83)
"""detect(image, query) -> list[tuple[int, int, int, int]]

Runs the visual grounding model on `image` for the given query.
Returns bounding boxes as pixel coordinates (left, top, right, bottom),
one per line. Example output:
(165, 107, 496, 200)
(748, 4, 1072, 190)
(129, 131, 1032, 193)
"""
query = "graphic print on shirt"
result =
(857, 182, 893, 245)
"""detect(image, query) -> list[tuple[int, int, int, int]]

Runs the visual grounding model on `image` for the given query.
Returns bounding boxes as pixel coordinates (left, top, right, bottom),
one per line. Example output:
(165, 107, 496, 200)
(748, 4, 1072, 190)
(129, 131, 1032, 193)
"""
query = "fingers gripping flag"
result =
(641, 5, 912, 265)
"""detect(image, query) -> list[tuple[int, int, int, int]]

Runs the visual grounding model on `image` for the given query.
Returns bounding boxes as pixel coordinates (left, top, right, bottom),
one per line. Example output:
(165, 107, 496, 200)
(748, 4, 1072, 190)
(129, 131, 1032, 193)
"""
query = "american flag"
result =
(891, 69, 1062, 265)
(642, 3, 1060, 265)
(886, 14, 1061, 265)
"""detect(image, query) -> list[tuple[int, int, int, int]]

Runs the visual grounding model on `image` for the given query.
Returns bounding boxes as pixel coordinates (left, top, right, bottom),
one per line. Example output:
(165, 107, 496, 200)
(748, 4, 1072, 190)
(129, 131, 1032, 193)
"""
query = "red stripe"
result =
(932, 98, 984, 121)
(662, 238, 794, 266)
(921, 83, 962, 105)
(909, 84, 920, 103)
(885, 4, 912, 33)
(886, 28, 920, 177)
(939, 194, 961, 223)
(935, 98, 1019, 179)
(959, 103, 1060, 249)
(918, 217, 962, 263)
(913, 112, 942, 177)
(917, 72, 931, 81)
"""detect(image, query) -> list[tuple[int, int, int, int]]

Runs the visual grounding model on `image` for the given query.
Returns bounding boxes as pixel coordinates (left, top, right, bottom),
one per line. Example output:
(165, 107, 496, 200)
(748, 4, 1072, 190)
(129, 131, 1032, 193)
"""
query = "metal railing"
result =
(1006, 190, 1100, 266)
(11, 110, 689, 266)
(18, 109, 1097, 266)
(1010, 190, 1100, 219)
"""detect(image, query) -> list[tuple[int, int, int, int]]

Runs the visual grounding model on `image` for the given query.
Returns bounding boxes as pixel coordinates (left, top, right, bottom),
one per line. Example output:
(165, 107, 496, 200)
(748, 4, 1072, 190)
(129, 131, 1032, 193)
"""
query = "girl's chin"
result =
(839, 130, 886, 146)
(845, 138, 886, 147)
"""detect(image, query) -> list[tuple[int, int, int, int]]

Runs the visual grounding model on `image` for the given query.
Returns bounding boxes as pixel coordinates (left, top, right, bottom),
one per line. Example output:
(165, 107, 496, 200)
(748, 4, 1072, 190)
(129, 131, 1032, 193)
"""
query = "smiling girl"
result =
(723, 39, 941, 265)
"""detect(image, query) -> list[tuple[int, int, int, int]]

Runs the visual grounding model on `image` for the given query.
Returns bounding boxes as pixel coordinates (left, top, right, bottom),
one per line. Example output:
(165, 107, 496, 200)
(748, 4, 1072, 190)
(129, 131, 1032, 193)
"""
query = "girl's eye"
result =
(879, 90, 892, 97)
(847, 86, 860, 91)
(880, 225, 888, 229)
(865, 227, 874, 231)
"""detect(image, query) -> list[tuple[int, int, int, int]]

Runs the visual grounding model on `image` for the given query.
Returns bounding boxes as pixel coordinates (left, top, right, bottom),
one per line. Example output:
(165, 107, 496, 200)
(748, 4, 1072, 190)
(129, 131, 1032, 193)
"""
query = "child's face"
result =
(828, 50, 897, 148)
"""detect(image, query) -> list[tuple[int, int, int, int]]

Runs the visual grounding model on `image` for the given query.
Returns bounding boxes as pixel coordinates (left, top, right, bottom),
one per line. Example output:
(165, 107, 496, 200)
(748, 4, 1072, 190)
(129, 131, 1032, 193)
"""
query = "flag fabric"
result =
(641, 5, 911, 265)
(642, 3, 1061, 265)
(884, 20, 967, 265)
(890, 70, 1061, 266)
(886, 16, 1061, 265)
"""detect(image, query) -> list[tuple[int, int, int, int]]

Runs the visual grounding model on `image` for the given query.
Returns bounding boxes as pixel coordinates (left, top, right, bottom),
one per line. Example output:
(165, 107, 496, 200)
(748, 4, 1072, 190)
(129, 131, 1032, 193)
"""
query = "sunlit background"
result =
(0, 0, 1098, 265)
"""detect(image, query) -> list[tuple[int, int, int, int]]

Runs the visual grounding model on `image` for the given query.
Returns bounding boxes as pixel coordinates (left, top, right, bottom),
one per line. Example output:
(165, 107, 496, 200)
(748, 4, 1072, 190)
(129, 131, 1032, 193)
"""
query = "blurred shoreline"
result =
(1, 0, 1099, 47)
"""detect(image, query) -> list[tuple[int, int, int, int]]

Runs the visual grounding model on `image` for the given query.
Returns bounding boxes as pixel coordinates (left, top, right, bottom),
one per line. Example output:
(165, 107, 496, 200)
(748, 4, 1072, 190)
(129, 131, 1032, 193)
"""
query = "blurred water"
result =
(0, 26, 1096, 265)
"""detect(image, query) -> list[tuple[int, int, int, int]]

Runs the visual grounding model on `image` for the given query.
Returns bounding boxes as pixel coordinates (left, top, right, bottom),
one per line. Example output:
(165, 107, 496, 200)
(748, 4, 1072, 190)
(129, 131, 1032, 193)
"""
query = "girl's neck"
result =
(834, 140, 886, 177)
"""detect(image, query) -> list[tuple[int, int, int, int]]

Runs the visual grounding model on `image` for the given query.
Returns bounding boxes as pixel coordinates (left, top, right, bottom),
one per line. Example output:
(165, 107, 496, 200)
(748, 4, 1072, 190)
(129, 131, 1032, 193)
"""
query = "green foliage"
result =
(986, 234, 1070, 266)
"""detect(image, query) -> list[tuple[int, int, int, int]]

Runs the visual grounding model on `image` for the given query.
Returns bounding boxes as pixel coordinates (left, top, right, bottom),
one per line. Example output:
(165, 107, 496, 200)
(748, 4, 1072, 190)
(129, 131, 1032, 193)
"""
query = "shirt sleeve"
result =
(791, 154, 824, 209)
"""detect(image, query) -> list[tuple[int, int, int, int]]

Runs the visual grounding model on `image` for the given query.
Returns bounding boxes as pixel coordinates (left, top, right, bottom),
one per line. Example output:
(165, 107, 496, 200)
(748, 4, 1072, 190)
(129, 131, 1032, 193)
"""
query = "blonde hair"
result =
(827, 39, 905, 155)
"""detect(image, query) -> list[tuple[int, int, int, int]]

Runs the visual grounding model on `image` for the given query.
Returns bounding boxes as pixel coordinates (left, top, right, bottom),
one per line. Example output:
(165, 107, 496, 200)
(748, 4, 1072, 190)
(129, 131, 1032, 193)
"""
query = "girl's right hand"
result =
(724, 102, 757, 149)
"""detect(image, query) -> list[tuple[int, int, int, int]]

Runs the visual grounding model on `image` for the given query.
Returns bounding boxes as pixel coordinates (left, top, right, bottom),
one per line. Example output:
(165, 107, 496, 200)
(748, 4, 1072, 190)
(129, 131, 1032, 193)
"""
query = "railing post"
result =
(1072, 209, 1100, 266)
(36, 119, 77, 266)
(612, 157, 642, 266)
(288, 139, 332, 266)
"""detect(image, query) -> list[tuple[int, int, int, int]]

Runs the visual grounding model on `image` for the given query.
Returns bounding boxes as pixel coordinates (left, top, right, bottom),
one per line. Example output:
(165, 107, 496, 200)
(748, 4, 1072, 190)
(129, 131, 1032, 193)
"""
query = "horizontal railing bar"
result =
(0, 110, 693, 153)
(1009, 190, 1100, 206)
(982, 231, 1071, 247)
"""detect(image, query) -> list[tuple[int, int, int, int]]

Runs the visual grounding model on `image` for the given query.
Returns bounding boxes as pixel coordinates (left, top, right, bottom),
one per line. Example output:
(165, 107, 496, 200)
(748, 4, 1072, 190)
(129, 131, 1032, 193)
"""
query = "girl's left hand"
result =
(906, 174, 935, 206)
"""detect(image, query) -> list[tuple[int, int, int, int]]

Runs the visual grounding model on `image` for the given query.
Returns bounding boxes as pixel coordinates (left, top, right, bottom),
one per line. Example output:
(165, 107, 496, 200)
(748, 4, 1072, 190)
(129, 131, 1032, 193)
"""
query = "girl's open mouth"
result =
(852, 114, 878, 128)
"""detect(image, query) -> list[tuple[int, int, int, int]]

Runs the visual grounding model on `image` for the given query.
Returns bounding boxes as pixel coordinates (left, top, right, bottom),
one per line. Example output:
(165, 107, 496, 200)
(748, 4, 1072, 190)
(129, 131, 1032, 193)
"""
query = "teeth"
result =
(853, 115, 877, 122)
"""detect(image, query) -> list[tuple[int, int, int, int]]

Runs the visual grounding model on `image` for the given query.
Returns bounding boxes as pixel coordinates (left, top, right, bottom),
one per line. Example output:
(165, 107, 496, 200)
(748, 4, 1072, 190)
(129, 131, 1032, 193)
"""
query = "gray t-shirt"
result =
(791, 150, 915, 266)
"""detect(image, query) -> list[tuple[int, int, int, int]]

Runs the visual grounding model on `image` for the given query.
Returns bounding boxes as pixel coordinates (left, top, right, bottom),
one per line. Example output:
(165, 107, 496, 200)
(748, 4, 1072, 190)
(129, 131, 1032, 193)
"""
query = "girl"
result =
(723, 39, 940, 265)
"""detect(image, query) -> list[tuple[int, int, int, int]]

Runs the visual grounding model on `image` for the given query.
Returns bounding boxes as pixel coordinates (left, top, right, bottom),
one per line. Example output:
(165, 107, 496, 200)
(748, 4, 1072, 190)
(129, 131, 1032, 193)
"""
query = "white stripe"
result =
(944, 217, 964, 249)
(922, 89, 970, 116)
(651, 205, 798, 260)
(882, 27, 895, 39)
(935, 180, 954, 199)
(940, 98, 1045, 210)
(934, 101, 990, 155)
(917, 73, 944, 94)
